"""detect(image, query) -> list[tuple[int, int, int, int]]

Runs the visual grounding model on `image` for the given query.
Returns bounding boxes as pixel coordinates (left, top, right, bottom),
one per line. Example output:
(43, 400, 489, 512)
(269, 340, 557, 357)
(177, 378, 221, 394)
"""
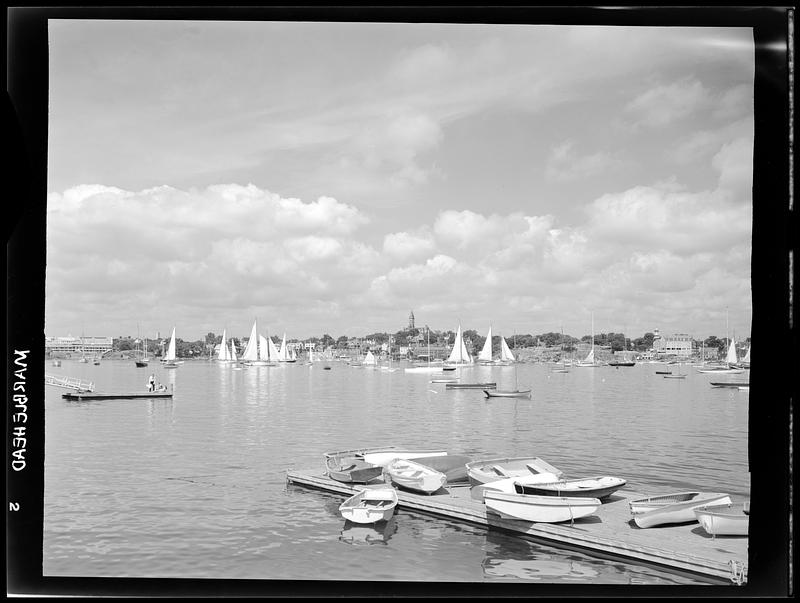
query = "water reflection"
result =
(339, 517, 398, 545)
(480, 530, 700, 584)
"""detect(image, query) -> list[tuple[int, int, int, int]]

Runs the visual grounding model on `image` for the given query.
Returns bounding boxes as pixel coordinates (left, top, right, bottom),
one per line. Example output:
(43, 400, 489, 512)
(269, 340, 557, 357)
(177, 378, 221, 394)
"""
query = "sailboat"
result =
(444, 323, 473, 367)
(575, 313, 600, 367)
(478, 326, 494, 365)
(217, 329, 233, 363)
(230, 339, 243, 369)
(240, 320, 273, 366)
(696, 335, 745, 374)
(362, 350, 378, 367)
(162, 327, 179, 368)
(135, 337, 149, 367)
(496, 335, 516, 365)
(277, 333, 296, 363)
(741, 344, 750, 369)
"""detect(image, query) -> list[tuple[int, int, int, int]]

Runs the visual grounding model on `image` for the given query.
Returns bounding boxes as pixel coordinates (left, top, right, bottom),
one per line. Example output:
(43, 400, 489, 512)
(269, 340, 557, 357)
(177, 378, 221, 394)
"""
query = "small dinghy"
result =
(339, 485, 399, 524)
(325, 456, 384, 484)
(411, 454, 473, 483)
(483, 490, 601, 523)
(629, 491, 732, 528)
(514, 475, 627, 500)
(466, 457, 563, 486)
(694, 501, 750, 536)
(386, 458, 447, 494)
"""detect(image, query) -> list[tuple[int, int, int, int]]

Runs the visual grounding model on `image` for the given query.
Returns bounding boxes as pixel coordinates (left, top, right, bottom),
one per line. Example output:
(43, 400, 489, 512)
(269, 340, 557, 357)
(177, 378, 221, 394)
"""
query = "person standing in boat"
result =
(148, 374, 155, 392)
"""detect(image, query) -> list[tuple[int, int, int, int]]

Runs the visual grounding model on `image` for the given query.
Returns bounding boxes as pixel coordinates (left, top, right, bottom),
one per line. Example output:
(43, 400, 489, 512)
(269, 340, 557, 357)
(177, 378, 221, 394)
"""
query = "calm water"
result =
(43, 359, 749, 585)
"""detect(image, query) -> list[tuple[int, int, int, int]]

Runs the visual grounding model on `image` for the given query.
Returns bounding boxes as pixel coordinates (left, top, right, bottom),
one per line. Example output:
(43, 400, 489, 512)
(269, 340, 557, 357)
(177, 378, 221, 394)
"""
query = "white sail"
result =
(230, 339, 238, 362)
(163, 327, 177, 361)
(726, 336, 738, 365)
(241, 321, 260, 362)
(478, 326, 493, 362)
(290, 348, 297, 361)
(218, 329, 231, 361)
(583, 348, 595, 364)
(265, 335, 280, 361)
(363, 350, 377, 365)
(278, 333, 289, 361)
(499, 337, 515, 362)
(743, 345, 750, 363)
(257, 334, 270, 361)
(446, 324, 473, 365)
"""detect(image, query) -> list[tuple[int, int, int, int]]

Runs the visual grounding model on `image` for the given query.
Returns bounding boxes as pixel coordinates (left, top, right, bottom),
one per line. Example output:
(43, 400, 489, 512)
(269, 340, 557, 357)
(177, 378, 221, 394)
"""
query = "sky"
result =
(44, 19, 755, 343)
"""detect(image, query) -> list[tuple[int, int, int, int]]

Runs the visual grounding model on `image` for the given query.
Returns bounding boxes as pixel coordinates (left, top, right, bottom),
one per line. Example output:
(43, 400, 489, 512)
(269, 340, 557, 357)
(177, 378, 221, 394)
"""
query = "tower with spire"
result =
(408, 310, 415, 330)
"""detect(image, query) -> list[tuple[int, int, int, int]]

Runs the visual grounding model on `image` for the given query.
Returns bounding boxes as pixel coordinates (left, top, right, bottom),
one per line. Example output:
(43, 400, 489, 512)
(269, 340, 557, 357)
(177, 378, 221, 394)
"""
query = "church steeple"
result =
(408, 310, 415, 330)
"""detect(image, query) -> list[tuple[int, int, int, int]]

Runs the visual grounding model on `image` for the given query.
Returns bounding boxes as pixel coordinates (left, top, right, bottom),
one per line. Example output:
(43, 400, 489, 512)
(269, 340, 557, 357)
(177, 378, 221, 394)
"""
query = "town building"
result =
(651, 329, 693, 358)
(45, 335, 113, 357)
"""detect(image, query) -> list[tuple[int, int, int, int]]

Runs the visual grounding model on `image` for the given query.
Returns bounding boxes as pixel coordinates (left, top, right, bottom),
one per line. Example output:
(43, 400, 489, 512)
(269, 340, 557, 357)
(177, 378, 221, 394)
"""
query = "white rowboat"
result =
(339, 485, 398, 524)
(694, 501, 750, 536)
(483, 490, 601, 523)
(386, 458, 447, 494)
(629, 491, 733, 528)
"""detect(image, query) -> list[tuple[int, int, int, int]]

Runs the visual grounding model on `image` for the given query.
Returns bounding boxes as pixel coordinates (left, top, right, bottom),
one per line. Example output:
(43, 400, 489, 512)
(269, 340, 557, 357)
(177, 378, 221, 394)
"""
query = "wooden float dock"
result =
(286, 468, 748, 585)
(62, 390, 173, 400)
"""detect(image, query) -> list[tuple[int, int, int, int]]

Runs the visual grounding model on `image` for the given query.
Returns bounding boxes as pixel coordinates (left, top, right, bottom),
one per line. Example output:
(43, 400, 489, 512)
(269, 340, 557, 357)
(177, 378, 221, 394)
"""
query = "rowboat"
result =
(338, 485, 399, 524)
(411, 454, 473, 483)
(483, 389, 531, 398)
(655, 371, 672, 375)
(514, 475, 627, 500)
(466, 456, 563, 486)
(694, 501, 750, 536)
(710, 382, 750, 388)
(325, 456, 384, 484)
(629, 491, 733, 528)
(663, 375, 686, 379)
(430, 378, 459, 384)
(445, 382, 496, 390)
(324, 446, 448, 469)
(483, 490, 602, 523)
(386, 458, 447, 494)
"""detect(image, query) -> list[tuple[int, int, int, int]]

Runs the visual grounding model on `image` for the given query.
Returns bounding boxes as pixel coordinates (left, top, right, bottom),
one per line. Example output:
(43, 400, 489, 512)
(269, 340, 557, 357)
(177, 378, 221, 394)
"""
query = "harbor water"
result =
(43, 358, 749, 585)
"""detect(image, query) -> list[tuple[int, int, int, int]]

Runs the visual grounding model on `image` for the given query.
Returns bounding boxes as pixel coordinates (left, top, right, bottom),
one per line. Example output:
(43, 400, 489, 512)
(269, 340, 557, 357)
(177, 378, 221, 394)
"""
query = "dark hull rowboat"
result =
(484, 389, 531, 398)
(513, 475, 626, 500)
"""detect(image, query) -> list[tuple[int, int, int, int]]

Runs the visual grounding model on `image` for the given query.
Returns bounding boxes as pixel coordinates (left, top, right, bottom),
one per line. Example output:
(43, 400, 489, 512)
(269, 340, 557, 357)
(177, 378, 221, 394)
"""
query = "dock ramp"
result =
(45, 374, 95, 392)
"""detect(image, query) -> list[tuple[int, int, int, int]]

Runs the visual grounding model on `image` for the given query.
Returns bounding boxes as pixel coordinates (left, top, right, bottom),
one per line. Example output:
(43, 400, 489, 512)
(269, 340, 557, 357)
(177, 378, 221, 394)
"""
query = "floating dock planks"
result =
(286, 468, 748, 585)
(61, 390, 173, 400)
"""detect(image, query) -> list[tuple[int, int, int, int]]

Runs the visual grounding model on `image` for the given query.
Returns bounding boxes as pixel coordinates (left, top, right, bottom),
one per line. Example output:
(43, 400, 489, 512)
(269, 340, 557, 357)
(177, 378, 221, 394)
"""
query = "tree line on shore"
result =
(111, 327, 748, 359)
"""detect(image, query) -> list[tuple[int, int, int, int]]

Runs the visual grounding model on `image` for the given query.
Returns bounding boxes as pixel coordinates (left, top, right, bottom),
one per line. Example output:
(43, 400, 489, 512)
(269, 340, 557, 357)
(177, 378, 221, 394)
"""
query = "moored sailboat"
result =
(444, 323, 473, 367)
(575, 312, 600, 367)
(162, 327, 179, 368)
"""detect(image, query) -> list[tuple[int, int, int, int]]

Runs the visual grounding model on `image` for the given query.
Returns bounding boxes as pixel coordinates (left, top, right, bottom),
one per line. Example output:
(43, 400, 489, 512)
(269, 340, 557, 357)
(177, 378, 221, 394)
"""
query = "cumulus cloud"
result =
(383, 229, 437, 260)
